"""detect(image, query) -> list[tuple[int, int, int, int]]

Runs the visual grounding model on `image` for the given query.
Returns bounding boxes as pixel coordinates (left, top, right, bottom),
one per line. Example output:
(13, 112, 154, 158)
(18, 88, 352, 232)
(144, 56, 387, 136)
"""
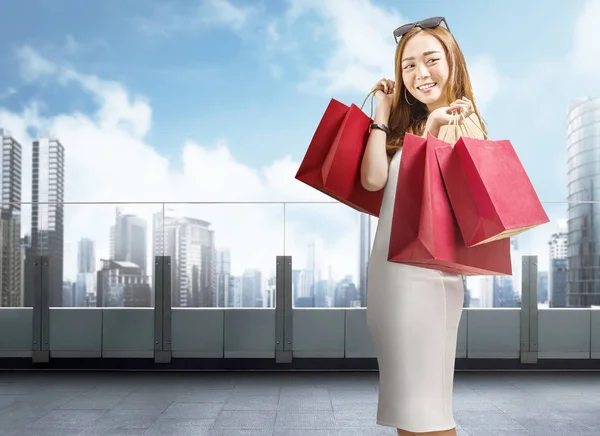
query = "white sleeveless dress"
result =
(366, 146, 464, 433)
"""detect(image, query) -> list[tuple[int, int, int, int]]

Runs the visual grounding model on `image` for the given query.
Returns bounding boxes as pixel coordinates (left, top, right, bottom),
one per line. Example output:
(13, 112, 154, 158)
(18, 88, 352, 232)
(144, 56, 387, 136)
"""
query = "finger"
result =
(461, 97, 474, 110)
(454, 102, 469, 112)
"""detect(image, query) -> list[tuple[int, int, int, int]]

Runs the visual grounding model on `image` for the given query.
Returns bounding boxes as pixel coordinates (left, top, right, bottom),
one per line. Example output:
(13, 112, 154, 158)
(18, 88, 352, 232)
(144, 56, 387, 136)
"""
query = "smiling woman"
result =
(387, 20, 487, 153)
(360, 16, 488, 436)
(402, 46, 448, 107)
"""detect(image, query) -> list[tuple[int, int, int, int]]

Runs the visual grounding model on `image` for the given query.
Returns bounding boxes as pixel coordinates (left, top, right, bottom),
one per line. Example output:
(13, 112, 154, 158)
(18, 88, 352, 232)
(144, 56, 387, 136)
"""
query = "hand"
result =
(428, 96, 475, 131)
(370, 78, 395, 113)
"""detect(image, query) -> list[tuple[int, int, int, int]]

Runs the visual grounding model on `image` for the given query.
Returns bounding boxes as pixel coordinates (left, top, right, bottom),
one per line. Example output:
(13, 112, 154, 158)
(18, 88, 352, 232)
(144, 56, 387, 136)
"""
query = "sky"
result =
(0, 0, 599, 282)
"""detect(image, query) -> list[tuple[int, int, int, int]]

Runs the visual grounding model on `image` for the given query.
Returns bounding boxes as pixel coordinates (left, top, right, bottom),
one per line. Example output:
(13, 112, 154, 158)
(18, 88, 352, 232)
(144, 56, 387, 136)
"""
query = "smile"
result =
(417, 83, 437, 90)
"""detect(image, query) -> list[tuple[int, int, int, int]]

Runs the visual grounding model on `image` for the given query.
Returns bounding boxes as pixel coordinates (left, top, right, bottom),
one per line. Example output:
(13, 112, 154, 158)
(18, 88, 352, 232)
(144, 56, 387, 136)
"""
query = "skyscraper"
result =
(215, 248, 231, 307)
(76, 238, 96, 307)
(549, 222, 568, 307)
(304, 239, 324, 305)
(153, 212, 215, 307)
(26, 137, 65, 307)
(77, 238, 95, 274)
(566, 97, 600, 307)
(110, 209, 147, 274)
(0, 129, 22, 307)
(358, 213, 371, 307)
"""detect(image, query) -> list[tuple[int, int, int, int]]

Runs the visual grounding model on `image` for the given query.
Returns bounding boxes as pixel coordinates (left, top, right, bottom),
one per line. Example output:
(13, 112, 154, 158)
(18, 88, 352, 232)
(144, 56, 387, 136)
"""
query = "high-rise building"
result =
(228, 275, 242, 307)
(96, 259, 151, 307)
(153, 212, 215, 307)
(0, 129, 22, 307)
(26, 137, 65, 307)
(359, 213, 371, 307)
(77, 238, 95, 273)
(538, 271, 549, 304)
(304, 239, 324, 305)
(549, 221, 568, 307)
(242, 268, 262, 307)
(566, 97, 600, 307)
(76, 238, 96, 307)
(215, 248, 231, 307)
(493, 238, 521, 308)
(110, 209, 147, 274)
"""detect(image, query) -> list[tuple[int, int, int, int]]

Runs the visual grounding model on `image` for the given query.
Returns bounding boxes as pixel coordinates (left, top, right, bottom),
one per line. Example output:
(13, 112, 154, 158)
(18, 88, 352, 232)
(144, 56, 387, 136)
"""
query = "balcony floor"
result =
(0, 370, 599, 435)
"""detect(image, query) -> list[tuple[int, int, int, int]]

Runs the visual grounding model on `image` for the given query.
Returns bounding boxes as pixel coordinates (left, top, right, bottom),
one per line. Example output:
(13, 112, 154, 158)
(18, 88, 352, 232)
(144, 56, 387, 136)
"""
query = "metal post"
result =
(154, 256, 171, 363)
(283, 256, 293, 354)
(30, 255, 49, 363)
(275, 255, 292, 363)
(163, 256, 172, 356)
(520, 255, 539, 364)
(28, 255, 43, 362)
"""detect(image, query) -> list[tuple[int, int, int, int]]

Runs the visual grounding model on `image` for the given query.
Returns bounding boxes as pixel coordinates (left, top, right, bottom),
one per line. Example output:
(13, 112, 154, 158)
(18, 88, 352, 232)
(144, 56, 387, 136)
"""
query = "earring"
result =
(404, 88, 415, 105)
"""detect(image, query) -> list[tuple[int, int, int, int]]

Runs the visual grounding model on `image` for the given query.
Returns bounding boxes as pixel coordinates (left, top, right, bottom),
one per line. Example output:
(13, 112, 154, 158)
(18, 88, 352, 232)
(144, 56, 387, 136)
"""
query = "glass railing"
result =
(0, 200, 598, 310)
(522, 201, 600, 309)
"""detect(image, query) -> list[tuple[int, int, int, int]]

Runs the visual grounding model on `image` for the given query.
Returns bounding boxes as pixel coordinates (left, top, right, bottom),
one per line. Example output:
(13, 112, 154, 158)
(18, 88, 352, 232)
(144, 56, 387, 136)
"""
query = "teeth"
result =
(418, 83, 436, 90)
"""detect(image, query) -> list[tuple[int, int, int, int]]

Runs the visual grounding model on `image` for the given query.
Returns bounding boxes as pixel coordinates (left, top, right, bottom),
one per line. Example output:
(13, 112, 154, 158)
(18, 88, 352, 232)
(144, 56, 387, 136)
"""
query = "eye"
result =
(403, 64, 414, 70)
(428, 58, 440, 64)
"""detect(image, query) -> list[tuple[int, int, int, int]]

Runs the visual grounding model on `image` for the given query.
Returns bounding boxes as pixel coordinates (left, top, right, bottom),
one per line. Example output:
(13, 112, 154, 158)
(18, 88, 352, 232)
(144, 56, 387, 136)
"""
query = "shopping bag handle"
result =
(459, 112, 489, 139)
(359, 89, 378, 119)
(441, 112, 489, 142)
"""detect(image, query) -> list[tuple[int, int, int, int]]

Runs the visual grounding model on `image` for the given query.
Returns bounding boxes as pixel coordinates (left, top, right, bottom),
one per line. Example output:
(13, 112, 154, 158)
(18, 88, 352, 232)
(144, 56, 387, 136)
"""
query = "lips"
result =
(417, 82, 437, 90)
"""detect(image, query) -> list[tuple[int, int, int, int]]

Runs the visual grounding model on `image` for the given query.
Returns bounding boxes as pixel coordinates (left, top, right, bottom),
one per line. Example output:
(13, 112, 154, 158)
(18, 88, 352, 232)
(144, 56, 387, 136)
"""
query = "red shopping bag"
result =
(295, 97, 384, 217)
(435, 127, 549, 247)
(388, 133, 512, 276)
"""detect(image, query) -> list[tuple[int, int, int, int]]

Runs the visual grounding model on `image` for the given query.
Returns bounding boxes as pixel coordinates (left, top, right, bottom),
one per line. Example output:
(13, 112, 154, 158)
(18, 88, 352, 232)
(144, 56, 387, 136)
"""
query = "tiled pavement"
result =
(0, 370, 599, 435)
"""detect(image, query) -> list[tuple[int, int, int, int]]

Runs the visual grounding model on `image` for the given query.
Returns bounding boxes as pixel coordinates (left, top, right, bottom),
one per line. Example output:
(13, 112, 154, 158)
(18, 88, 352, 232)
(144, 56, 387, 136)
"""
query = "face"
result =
(400, 31, 450, 112)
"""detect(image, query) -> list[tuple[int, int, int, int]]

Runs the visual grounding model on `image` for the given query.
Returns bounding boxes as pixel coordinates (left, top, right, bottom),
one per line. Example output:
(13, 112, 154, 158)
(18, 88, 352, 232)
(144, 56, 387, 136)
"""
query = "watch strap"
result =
(370, 123, 391, 135)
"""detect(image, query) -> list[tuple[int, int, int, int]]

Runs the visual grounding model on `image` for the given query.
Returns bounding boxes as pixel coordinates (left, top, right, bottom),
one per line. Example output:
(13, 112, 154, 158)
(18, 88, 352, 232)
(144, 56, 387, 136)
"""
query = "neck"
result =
(426, 96, 449, 113)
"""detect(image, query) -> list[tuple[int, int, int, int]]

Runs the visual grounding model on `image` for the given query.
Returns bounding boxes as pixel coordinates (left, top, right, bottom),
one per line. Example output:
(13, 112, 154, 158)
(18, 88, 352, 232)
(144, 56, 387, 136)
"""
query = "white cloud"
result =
(60, 34, 109, 56)
(286, 0, 403, 95)
(136, 0, 253, 36)
(279, 0, 501, 107)
(498, 0, 600, 101)
(2, 46, 366, 292)
(205, 0, 249, 29)
(570, 0, 600, 75)
(0, 87, 16, 100)
(17, 46, 57, 82)
(467, 54, 500, 111)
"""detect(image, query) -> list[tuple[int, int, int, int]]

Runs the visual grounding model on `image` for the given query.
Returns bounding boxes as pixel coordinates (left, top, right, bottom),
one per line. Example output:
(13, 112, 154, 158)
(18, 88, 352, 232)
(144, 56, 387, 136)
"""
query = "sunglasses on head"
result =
(393, 16, 450, 43)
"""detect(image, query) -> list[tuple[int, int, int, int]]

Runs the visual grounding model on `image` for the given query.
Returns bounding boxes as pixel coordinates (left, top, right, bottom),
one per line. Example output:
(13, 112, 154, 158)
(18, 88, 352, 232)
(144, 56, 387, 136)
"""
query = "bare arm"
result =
(360, 104, 391, 191)
(423, 116, 442, 138)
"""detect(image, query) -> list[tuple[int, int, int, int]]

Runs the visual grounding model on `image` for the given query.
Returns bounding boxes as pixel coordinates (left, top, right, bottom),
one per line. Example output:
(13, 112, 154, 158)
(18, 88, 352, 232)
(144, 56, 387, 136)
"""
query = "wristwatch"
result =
(369, 123, 391, 135)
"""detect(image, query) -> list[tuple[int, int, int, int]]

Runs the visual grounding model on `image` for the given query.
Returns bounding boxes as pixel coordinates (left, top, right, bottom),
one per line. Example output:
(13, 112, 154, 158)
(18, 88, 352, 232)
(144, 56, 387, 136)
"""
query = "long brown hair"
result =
(385, 25, 488, 159)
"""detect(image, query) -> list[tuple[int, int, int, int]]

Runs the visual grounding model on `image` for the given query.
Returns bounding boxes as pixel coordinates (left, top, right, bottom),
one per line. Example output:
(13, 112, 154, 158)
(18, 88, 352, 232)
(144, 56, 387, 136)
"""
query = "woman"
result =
(362, 17, 487, 436)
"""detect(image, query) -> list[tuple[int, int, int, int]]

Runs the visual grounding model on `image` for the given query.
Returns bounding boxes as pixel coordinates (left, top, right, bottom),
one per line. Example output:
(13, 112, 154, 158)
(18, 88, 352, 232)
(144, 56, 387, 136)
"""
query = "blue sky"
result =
(0, 0, 592, 170)
(0, 0, 599, 278)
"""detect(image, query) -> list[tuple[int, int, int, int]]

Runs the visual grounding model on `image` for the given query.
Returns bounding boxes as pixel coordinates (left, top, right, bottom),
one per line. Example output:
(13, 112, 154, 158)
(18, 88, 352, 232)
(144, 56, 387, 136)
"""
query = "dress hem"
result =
(376, 419, 457, 433)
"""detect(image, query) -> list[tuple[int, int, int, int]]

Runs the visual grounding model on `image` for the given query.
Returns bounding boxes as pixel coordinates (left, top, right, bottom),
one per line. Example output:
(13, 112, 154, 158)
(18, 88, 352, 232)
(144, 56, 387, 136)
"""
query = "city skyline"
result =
(1, 0, 600, 309)
(0, 124, 591, 309)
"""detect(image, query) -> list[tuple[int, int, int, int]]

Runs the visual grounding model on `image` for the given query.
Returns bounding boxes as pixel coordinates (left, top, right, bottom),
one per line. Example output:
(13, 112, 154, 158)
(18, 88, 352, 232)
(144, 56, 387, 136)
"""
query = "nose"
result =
(415, 62, 430, 80)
